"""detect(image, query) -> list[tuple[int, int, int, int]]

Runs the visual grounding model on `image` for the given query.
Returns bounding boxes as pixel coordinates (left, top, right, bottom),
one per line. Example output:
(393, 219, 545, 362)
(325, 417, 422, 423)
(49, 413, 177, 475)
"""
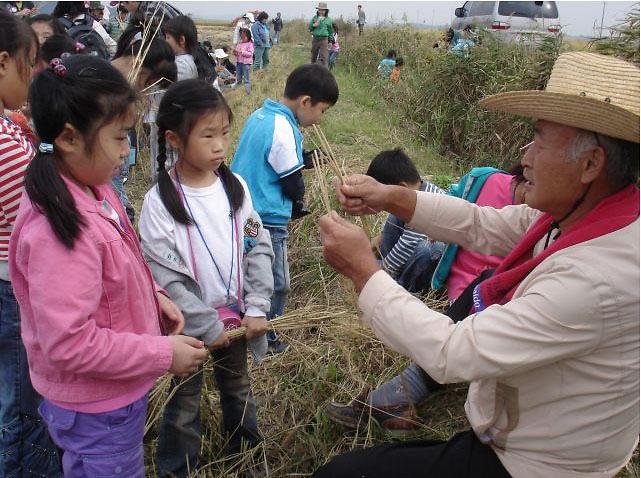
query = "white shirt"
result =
(175, 54, 198, 81)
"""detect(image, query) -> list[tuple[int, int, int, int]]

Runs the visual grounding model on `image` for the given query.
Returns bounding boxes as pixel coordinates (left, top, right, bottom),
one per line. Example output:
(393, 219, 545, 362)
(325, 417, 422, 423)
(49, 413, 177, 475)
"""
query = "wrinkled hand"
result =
(241, 316, 269, 339)
(319, 211, 380, 292)
(169, 335, 208, 377)
(334, 175, 391, 216)
(208, 329, 231, 350)
(157, 292, 184, 335)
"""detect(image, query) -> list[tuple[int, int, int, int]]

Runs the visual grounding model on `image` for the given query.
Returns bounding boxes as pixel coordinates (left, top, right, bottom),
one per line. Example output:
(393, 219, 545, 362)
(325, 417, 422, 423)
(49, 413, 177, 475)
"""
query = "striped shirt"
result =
(381, 181, 444, 279)
(0, 116, 33, 262)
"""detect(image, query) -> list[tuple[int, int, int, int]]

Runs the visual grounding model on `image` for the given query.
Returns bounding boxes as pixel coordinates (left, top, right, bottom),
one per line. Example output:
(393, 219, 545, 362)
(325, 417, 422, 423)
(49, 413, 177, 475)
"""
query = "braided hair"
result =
(155, 79, 241, 225)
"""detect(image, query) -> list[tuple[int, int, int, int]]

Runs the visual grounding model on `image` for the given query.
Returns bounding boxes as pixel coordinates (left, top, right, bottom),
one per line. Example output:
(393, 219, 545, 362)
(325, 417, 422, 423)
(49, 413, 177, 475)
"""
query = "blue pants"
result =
(39, 396, 147, 478)
(0, 279, 62, 478)
(155, 339, 261, 477)
(265, 225, 290, 344)
(253, 46, 270, 71)
(236, 62, 251, 93)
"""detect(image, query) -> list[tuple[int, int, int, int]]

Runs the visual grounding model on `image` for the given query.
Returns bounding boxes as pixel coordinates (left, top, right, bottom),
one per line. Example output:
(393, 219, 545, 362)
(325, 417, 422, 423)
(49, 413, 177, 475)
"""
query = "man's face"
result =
(520, 120, 591, 219)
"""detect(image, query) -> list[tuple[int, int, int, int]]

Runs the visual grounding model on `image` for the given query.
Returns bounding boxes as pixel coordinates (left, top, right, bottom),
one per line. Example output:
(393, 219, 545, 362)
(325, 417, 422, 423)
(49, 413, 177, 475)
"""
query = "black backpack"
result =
(58, 15, 110, 60)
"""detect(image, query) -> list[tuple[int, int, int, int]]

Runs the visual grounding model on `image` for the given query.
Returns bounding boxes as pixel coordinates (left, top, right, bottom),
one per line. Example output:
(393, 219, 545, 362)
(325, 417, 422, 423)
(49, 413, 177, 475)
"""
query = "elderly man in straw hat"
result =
(309, 2, 333, 66)
(314, 52, 639, 478)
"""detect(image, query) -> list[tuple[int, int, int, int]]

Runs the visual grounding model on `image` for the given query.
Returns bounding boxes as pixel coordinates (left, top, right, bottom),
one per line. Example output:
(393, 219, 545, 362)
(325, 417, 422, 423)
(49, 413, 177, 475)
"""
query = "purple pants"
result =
(39, 395, 148, 477)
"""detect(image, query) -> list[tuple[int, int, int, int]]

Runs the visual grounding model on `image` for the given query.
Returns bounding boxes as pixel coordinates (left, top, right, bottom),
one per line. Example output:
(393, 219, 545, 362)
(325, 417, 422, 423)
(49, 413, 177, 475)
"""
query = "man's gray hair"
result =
(566, 129, 639, 188)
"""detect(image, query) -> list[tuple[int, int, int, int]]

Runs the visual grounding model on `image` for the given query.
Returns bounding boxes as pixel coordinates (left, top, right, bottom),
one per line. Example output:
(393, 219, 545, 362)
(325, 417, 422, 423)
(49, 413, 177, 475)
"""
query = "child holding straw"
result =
(231, 64, 339, 354)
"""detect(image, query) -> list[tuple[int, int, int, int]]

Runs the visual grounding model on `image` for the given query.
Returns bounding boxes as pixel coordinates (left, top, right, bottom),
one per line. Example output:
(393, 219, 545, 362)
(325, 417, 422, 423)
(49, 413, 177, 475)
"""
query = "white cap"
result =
(243, 12, 255, 22)
(213, 49, 228, 59)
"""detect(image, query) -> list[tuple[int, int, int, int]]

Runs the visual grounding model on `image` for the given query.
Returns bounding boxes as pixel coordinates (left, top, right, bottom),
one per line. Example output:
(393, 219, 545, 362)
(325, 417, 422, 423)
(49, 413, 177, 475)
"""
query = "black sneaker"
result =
(266, 339, 289, 356)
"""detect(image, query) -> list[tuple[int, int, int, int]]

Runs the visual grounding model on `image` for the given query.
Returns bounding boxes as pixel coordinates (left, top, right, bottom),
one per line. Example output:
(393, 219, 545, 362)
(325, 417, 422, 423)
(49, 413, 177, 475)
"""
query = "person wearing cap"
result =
(88, 1, 105, 24)
(232, 11, 254, 45)
(211, 48, 235, 90)
(314, 52, 639, 478)
(309, 2, 333, 66)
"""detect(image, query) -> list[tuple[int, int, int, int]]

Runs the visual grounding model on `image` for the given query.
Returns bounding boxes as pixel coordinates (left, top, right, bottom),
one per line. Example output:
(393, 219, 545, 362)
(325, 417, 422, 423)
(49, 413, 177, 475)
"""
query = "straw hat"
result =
(317, 2, 328, 11)
(479, 52, 640, 143)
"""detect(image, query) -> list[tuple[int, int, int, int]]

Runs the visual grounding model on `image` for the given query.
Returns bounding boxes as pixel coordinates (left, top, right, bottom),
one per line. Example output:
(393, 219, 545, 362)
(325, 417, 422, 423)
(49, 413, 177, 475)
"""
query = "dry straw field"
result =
(126, 20, 639, 478)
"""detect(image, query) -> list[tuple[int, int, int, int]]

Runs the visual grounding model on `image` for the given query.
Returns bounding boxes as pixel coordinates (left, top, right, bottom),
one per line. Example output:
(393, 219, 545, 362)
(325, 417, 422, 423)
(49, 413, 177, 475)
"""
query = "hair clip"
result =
(75, 42, 85, 52)
(49, 58, 67, 77)
(39, 142, 54, 154)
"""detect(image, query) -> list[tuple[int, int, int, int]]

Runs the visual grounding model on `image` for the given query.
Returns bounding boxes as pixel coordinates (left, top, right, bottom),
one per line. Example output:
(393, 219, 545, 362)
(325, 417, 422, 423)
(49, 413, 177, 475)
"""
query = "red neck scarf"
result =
(473, 184, 640, 311)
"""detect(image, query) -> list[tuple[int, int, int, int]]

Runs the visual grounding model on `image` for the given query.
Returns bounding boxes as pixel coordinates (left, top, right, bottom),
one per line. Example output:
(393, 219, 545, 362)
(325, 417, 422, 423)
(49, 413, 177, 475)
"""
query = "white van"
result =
(452, 1, 561, 40)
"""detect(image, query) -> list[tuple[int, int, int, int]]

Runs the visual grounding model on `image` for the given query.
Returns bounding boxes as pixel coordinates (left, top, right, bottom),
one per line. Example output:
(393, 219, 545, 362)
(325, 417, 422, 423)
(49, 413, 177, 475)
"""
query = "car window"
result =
(469, 1, 495, 16)
(497, 1, 558, 18)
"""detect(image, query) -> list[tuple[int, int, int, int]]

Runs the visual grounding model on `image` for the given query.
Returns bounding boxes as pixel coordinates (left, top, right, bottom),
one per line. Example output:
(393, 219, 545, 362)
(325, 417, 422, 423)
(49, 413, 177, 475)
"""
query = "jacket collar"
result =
(262, 99, 298, 127)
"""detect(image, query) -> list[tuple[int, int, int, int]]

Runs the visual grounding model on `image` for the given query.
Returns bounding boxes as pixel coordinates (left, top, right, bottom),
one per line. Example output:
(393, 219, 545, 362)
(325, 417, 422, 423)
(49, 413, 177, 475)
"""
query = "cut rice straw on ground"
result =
(227, 304, 351, 341)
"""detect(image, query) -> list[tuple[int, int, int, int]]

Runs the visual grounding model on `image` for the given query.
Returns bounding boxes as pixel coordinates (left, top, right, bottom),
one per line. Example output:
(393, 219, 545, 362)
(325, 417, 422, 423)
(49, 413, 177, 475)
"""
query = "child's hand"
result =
(241, 316, 269, 339)
(157, 292, 184, 335)
(208, 330, 231, 350)
(169, 335, 208, 377)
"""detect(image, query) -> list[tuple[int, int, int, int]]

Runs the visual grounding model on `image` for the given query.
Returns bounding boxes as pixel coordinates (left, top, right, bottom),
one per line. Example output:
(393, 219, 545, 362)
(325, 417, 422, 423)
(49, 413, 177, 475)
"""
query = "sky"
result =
(172, 0, 638, 37)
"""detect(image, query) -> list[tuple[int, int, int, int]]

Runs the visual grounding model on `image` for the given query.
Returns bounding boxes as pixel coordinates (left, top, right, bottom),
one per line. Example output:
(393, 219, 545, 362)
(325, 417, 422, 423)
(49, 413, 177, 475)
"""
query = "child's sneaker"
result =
(325, 389, 421, 435)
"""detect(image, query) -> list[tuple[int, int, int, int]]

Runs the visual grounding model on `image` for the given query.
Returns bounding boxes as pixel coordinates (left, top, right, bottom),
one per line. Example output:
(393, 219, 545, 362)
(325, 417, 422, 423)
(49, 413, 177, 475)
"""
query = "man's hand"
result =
(208, 330, 231, 351)
(334, 175, 391, 216)
(319, 211, 381, 292)
(241, 316, 269, 339)
(335, 175, 418, 223)
(157, 292, 184, 335)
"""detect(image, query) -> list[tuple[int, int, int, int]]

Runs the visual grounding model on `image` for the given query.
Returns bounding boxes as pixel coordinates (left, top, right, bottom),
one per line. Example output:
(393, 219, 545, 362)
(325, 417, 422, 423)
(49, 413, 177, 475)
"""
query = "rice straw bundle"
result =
(227, 304, 351, 341)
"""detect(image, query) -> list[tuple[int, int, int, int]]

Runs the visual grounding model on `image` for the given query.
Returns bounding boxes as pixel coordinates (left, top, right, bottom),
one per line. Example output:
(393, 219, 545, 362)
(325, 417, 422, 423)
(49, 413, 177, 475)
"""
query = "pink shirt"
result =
(9, 175, 173, 413)
(234, 40, 255, 65)
(446, 173, 514, 302)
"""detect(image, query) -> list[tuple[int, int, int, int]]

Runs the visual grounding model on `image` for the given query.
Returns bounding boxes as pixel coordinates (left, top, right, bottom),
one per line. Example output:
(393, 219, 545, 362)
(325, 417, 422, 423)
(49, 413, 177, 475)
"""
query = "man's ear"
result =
(165, 130, 181, 151)
(54, 123, 84, 156)
(580, 144, 606, 185)
(299, 95, 312, 109)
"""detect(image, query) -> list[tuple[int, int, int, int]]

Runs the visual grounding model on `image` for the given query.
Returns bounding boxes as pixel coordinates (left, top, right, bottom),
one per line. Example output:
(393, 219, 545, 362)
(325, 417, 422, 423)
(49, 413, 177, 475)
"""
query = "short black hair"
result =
(40, 33, 76, 63)
(386, 49, 397, 59)
(257, 11, 269, 22)
(395, 57, 404, 67)
(284, 64, 339, 105)
(366, 148, 421, 185)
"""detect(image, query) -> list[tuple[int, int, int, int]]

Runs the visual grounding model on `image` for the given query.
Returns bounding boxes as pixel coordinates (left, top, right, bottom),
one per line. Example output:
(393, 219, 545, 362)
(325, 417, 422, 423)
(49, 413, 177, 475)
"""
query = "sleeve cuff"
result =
(200, 320, 224, 347)
(151, 336, 174, 375)
(358, 270, 400, 323)
(245, 305, 265, 317)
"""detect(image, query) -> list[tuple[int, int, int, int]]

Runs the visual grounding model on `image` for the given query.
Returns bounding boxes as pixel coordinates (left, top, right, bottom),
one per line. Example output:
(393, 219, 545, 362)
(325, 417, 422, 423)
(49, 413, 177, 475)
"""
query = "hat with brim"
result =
(479, 52, 640, 143)
(89, 1, 104, 9)
(213, 48, 228, 59)
(316, 2, 328, 10)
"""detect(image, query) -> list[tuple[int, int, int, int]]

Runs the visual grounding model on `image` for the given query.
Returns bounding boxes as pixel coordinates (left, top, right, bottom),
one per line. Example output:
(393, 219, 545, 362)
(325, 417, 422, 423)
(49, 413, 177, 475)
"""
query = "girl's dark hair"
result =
(27, 55, 138, 248)
(40, 33, 77, 63)
(163, 15, 213, 81)
(366, 148, 420, 185)
(386, 49, 397, 59)
(114, 26, 177, 88)
(0, 9, 38, 76)
(257, 11, 269, 22)
(26, 14, 67, 36)
(156, 79, 241, 224)
(52, 1, 87, 18)
(239, 28, 251, 41)
(395, 57, 404, 67)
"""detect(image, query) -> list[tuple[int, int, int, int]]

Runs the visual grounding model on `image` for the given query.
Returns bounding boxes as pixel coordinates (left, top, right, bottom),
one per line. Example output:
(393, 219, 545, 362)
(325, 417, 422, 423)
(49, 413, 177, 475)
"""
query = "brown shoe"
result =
(325, 389, 421, 434)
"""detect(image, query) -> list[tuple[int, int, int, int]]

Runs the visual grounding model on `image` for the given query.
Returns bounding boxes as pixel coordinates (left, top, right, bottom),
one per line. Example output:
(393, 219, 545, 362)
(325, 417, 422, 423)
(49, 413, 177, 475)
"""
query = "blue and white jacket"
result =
(231, 99, 304, 227)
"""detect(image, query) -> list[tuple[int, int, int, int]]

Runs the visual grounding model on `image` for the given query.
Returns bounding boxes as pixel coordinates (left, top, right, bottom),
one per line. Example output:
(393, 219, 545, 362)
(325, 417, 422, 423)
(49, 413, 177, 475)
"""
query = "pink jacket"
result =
(234, 40, 255, 65)
(9, 175, 173, 413)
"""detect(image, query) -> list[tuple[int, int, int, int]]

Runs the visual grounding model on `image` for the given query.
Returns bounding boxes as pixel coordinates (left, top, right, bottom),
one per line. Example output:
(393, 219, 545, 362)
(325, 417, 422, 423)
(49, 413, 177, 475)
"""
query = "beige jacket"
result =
(359, 192, 639, 478)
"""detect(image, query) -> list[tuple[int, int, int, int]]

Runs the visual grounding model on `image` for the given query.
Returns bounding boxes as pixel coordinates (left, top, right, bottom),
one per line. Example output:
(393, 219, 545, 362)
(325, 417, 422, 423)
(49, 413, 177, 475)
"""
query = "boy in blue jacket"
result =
(232, 64, 339, 353)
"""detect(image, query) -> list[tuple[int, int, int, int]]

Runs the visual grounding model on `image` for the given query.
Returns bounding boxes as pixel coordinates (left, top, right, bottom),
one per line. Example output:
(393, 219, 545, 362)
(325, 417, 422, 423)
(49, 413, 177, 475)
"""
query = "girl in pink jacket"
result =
(233, 28, 254, 94)
(9, 55, 208, 478)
